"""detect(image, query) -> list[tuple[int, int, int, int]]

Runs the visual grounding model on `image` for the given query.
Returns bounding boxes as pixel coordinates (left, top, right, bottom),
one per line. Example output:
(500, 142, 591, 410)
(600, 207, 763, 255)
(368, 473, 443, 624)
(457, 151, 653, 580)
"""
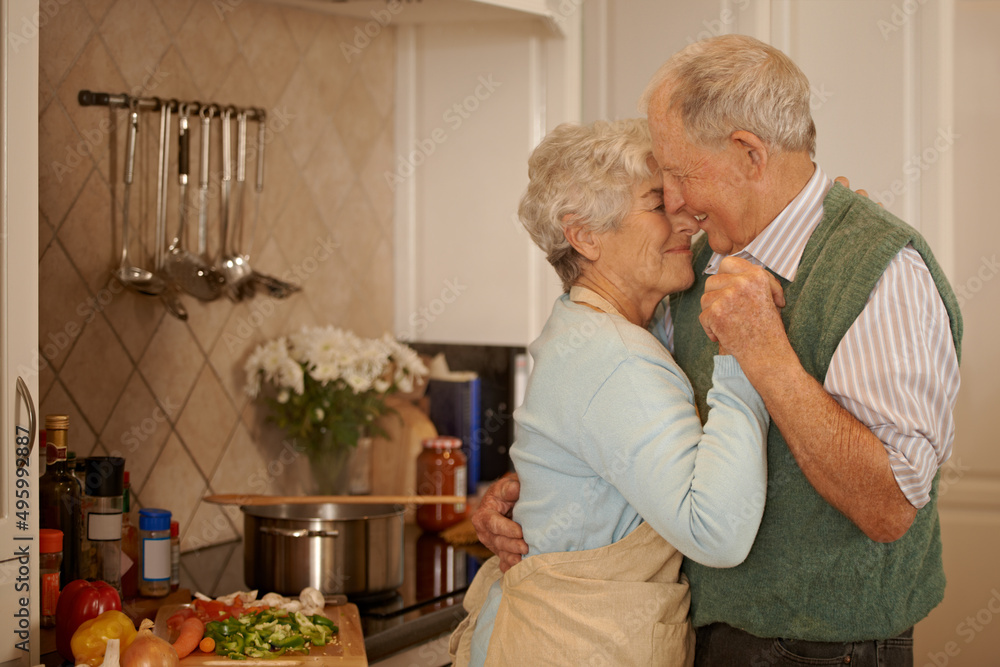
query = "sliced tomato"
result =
(167, 607, 195, 632)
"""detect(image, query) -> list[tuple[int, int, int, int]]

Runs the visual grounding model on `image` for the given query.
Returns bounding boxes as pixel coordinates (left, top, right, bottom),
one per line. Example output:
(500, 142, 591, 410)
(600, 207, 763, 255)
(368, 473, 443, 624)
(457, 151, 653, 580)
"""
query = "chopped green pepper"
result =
(202, 608, 338, 659)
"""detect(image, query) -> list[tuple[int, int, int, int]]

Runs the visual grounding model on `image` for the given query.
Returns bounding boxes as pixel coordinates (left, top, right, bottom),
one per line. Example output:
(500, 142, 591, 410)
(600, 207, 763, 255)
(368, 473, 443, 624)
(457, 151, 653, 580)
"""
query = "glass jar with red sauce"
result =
(416, 437, 468, 532)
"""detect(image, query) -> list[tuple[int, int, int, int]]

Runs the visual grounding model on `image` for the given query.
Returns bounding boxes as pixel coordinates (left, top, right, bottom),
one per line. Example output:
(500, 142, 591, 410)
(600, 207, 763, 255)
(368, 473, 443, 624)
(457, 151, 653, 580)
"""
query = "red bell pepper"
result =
(55, 579, 122, 662)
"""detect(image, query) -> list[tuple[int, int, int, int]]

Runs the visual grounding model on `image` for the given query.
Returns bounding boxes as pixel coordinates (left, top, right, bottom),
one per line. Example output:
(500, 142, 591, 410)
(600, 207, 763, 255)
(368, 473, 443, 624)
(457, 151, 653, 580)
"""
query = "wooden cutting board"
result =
(172, 604, 367, 667)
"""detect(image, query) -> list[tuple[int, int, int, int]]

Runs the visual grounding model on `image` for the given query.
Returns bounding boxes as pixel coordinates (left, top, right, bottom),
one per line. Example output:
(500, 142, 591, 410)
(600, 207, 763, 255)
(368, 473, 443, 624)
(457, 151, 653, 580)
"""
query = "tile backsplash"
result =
(38, 0, 395, 551)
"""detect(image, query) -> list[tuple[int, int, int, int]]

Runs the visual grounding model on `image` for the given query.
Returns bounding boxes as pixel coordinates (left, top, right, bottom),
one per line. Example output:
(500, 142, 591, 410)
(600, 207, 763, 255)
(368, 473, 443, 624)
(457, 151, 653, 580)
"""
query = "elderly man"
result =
(474, 34, 962, 666)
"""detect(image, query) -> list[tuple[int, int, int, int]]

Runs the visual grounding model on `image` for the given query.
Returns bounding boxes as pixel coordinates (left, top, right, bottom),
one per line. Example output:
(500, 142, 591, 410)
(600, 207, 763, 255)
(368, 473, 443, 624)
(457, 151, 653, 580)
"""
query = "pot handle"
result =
(258, 526, 340, 539)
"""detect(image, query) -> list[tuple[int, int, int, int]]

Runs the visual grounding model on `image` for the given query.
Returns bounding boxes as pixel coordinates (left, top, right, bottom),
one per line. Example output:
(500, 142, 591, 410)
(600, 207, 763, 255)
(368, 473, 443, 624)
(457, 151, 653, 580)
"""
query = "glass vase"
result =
(305, 430, 352, 496)
(305, 429, 373, 496)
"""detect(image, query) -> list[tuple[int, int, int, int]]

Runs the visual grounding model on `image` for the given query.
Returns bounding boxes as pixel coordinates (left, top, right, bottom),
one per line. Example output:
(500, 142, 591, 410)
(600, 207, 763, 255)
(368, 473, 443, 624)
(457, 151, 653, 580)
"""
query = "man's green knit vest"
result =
(671, 183, 962, 642)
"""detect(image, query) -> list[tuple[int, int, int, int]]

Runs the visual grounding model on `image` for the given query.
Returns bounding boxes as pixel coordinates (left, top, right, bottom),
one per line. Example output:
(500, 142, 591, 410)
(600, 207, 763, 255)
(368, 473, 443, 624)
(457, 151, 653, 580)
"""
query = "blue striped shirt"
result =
(662, 165, 960, 508)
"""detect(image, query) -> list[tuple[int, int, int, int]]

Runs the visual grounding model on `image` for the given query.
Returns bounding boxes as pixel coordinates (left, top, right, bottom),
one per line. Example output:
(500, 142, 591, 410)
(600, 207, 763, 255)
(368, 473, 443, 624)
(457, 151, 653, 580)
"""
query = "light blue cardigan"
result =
(469, 288, 769, 665)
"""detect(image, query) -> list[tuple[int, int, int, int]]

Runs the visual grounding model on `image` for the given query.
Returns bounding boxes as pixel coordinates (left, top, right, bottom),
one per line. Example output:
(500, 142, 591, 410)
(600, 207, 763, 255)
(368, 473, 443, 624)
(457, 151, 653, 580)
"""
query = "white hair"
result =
(638, 34, 816, 156)
(518, 119, 656, 292)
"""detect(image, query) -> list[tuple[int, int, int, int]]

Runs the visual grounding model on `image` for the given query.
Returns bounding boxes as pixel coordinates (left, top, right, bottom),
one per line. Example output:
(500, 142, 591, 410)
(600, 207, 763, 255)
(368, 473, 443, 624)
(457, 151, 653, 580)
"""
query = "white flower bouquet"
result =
(244, 326, 428, 453)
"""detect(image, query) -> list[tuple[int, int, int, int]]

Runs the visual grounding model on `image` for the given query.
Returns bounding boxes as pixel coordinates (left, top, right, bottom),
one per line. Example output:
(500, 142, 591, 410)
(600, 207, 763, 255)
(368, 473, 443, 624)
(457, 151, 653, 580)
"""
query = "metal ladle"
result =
(164, 102, 222, 301)
(114, 98, 165, 296)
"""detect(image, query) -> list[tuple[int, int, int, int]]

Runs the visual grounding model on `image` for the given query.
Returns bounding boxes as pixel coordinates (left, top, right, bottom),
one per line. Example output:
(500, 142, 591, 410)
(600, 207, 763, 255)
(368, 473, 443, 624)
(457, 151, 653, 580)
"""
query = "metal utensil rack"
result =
(77, 89, 300, 317)
(78, 89, 266, 121)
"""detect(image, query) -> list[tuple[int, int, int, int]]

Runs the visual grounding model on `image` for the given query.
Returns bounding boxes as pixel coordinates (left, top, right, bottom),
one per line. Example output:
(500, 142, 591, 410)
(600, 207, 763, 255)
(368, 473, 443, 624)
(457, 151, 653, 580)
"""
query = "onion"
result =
(120, 620, 179, 667)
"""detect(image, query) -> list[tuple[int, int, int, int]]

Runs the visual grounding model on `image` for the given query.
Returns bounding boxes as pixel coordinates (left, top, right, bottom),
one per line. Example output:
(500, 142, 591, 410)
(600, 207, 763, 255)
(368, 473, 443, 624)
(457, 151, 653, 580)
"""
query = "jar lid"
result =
(170, 520, 179, 537)
(84, 456, 125, 496)
(139, 508, 172, 532)
(422, 436, 463, 450)
(44, 414, 69, 430)
(39, 529, 63, 553)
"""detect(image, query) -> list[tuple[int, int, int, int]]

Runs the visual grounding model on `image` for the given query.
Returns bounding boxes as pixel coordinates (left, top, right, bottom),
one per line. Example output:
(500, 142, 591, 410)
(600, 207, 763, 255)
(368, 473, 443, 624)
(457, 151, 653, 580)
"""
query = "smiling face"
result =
(595, 174, 696, 306)
(648, 101, 757, 256)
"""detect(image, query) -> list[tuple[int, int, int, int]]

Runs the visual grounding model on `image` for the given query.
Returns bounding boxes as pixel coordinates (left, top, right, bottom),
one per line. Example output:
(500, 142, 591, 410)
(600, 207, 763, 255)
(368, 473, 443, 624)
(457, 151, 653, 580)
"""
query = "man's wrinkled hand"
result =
(699, 257, 793, 369)
(471, 473, 528, 572)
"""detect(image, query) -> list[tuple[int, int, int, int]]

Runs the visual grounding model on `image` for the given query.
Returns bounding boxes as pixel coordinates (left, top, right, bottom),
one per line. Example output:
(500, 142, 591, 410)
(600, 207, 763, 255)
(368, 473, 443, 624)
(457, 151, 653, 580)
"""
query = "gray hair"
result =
(638, 34, 816, 156)
(518, 119, 656, 292)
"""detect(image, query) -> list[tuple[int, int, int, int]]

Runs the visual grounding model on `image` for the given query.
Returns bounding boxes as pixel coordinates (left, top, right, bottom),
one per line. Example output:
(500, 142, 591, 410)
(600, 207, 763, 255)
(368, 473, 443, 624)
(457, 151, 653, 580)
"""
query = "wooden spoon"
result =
(204, 493, 468, 506)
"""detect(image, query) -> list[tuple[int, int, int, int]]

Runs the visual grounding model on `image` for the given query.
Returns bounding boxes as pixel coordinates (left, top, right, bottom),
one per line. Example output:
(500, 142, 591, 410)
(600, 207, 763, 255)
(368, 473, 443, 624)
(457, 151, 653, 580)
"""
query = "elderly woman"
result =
(448, 119, 770, 667)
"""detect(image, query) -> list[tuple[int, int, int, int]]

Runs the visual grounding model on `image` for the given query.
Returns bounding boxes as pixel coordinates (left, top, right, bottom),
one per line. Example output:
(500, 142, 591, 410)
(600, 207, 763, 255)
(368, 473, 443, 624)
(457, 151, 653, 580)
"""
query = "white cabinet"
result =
(391, 4, 580, 346)
(0, 1, 39, 665)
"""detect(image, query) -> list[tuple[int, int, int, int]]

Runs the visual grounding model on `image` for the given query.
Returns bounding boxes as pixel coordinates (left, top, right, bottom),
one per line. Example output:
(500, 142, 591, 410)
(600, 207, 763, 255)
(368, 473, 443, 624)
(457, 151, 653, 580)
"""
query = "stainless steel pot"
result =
(243, 503, 404, 597)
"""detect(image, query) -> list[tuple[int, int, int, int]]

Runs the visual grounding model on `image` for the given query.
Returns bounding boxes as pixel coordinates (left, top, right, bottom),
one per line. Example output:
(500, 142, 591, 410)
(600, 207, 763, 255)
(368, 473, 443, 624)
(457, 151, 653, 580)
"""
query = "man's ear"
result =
(562, 216, 601, 261)
(730, 130, 768, 180)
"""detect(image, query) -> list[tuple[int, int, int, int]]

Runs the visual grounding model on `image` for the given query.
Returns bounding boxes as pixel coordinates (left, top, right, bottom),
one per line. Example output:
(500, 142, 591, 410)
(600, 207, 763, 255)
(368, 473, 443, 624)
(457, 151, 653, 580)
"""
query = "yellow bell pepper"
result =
(71, 609, 138, 667)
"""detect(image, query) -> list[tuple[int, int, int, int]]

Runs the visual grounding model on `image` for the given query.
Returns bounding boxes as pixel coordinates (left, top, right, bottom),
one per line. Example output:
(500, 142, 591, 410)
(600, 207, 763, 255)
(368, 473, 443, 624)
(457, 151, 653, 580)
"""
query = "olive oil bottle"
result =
(38, 414, 82, 587)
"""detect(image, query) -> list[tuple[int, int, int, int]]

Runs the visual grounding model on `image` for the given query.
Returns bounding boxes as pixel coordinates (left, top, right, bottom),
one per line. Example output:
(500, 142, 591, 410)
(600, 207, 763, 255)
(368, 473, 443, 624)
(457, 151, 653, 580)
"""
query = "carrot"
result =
(199, 636, 215, 653)
(172, 617, 205, 659)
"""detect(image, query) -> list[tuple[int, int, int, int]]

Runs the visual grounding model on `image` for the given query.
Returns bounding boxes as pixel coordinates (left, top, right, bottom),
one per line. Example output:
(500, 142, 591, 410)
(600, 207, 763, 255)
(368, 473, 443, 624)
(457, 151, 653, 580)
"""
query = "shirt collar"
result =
(704, 164, 833, 281)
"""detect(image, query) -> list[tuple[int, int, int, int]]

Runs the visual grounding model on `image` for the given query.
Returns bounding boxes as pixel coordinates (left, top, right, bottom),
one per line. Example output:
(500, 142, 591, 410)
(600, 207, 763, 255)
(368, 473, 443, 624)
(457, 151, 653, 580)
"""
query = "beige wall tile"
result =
(175, 364, 238, 478)
(59, 313, 133, 431)
(60, 170, 116, 295)
(38, 0, 95, 87)
(40, 0, 395, 552)
(81, 0, 116, 24)
(172, 0, 239, 99)
(39, 242, 92, 372)
(39, 102, 94, 230)
(281, 8, 323, 55)
(153, 0, 197, 36)
(138, 433, 206, 536)
(137, 315, 204, 415)
(99, 0, 172, 94)
(41, 380, 98, 458)
(100, 371, 172, 493)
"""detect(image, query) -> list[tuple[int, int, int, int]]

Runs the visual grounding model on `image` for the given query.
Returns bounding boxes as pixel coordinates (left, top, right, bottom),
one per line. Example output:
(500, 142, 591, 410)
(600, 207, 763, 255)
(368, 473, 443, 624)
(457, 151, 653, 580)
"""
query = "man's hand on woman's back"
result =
(472, 473, 529, 572)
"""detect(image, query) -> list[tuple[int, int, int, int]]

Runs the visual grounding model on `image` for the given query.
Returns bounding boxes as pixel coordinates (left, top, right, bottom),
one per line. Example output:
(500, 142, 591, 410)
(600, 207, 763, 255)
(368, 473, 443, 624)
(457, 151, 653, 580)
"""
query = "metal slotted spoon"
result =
(164, 102, 222, 301)
(153, 99, 188, 321)
(217, 107, 254, 300)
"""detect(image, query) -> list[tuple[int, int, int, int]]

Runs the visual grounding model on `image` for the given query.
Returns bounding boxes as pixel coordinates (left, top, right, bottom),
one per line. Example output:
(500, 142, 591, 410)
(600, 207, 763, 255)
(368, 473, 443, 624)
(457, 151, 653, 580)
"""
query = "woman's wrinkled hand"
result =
(835, 176, 882, 207)
(471, 473, 528, 572)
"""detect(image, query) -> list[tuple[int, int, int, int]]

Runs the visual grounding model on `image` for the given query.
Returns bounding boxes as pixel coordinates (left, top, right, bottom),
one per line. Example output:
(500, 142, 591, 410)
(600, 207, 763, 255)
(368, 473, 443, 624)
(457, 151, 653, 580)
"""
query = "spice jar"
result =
(138, 508, 172, 598)
(416, 437, 467, 532)
(39, 529, 63, 628)
(169, 520, 180, 592)
(81, 456, 124, 593)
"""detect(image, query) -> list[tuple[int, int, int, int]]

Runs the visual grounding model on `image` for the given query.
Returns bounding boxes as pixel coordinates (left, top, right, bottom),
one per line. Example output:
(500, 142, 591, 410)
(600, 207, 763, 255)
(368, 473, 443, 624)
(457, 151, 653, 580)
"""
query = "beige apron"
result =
(450, 522, 695, 666)
(450, 286, 694, 665)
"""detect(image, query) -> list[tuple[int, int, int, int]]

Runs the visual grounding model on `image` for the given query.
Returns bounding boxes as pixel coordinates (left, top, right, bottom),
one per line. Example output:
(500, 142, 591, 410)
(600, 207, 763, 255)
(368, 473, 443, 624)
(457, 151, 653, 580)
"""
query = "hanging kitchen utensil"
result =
(242, 108, 301, 299)
(114, 98, 165, 296)
(153, 99, 188, 320)
(164, 103, 223, 301)
(217, 107, 254, 300)
(197, 104, 215, 260)
(246, 107, 266, 258)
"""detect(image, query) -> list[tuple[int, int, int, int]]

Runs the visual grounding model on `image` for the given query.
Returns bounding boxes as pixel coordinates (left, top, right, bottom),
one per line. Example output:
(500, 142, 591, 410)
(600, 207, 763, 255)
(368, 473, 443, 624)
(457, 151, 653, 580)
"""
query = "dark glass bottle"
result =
(38, 414, 82, 588)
